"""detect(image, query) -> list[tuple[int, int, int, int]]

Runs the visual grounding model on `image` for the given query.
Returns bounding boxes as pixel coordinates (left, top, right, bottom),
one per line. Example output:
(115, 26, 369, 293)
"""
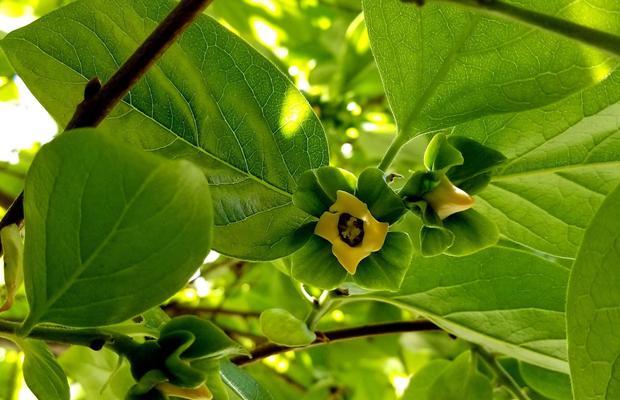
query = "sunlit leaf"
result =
(567, 182, 620, 400)
(21, 129, 213, 330)
(2, 0, 329, 261)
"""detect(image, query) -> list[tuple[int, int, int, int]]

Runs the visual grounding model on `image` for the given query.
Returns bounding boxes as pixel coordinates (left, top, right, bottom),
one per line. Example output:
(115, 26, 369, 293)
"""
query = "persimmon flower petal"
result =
(314, 190, 389, 274)
(423, 176, 474, 220)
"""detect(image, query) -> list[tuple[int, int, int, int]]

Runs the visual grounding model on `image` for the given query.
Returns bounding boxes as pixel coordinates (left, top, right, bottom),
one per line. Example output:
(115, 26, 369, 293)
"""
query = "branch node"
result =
(83, 77, 102, 100)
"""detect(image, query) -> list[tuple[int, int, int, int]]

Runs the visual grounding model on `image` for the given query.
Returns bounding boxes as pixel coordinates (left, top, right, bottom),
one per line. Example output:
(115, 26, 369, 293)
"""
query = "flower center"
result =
(338, 213, 365, 247)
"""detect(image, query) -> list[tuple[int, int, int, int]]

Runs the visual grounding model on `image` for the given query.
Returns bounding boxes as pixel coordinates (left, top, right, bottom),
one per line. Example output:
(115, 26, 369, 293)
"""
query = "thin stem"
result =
(232, 320, 440, 366)
(0, 0, 215, 255)
(0, 319, 131, 349)
(474, 345, 532, 400)
(378, 134, 411, 171)
(411, 0, 620, 57)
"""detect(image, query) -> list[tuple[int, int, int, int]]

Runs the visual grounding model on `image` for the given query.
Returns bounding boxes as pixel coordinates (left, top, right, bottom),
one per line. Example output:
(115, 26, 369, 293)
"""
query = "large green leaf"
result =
(363, 0, 618, 137)
(22, 129, 213, 330)
(59, 346, 134, 400)
(379, 234, 569, 372)
(428, 352, 493, 400)
(402, 359, 450, 400)
(19, 339, 70, 400)
(567, 182, 620, 400)
(1, 0, 328, 261)
(454, 70, 620, 259)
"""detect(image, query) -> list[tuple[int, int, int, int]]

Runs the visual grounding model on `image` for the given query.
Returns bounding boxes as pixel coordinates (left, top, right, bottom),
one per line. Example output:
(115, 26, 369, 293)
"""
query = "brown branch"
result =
(232, 320, 441, 366)
(0, 0, 215, 254)
(164, 303, 262, 318)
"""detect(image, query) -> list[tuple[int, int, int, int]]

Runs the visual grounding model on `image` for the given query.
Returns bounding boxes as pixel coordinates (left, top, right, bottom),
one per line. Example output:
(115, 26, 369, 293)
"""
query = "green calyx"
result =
(115, 316, 247, 400)
(290, 166, 412, 292)
(400, 134, 506, 257)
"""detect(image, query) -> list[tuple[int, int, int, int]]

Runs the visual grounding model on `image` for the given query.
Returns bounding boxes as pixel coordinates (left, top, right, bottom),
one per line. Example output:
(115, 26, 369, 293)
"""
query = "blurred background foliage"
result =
(0, 0, 558, 399)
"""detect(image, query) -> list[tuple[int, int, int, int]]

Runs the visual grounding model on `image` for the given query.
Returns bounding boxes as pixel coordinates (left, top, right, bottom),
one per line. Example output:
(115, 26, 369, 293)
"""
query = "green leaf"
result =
(519, 363, 573, 400)
(0, 31, 13, 77)
(424, 133, 464, 172)
(400, 171, 441, 200)
(445, 136, 506, 192)
(19, 339, 70, 400)
(454, 70, 620, 259)
(0, 349, 20, 400)
(21, 129, 213, 330)
(402, 359, 450, 400)
(1, 0, 329, 261)
(290, 236, 348, 290)
(567, 182, 620, 400)
(293, 166, 357, 218)
(59, 346, 134, 400)
(220, 361, 274, 400)
(160, 316, 248, 359)
(428, 352, 493, 400)
(356, 167, 406, 224)
(333, 13, 384, 98)
(0, 224, 23, 312)
(363, 0, 618, 137)
(353, 232, 413, 291)
(259, 308, 316, 347)
(384, 239, 570, 373)
(420, 226, 454, 256)
(443, 209, 499, 256)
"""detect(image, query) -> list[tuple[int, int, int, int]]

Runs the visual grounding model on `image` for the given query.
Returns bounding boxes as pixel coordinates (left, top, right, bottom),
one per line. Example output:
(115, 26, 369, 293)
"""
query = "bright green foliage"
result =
(454, 70, 620, 259)
(363, 0, 618, 138)
(387, 221, 570, 373)
(19, 339, 70, 400)
(423, 134, 464, 173)
(519, 363, 573, 400)
(21, 129, 213, 330)
(59, 347, 134, 400)
(567, 182, 620, 400)
(1, 0, 328, 261)
(260, 308, 316, 347)
(428, 352, 493, 400)
(0, 224, 23, 312)
(0, 0, 619, 398)
(402, 359, 450, 399)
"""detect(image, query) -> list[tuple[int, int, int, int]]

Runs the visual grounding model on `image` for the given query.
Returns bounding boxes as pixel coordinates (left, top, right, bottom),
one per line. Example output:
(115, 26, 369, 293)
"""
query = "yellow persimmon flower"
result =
(423, 175, 475, 220)
(314, 191, 388, 274)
